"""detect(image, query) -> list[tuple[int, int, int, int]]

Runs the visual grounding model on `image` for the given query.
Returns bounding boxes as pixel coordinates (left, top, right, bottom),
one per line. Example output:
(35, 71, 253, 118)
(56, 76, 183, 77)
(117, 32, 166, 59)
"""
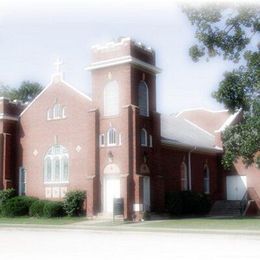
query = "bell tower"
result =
(86, 37, 162, 219)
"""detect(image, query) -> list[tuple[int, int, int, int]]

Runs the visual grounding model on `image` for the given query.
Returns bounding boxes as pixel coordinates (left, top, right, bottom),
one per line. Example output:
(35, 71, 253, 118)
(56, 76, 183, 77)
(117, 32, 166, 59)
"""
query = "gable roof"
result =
(176, 107, 230, 135)
(162, 107, 242, 152)
(20, 74, 92, 117)
(161, 114, 221, 152)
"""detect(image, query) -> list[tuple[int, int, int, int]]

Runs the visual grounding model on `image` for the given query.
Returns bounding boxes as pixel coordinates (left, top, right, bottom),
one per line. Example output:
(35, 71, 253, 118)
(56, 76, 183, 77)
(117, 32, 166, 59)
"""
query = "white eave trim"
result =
(175, 107, 228, 118)
(215, 108, 242, 133)
(20, 76, 92, 117)
(85, 55, 162, 74)
(0, 113, 18, 121)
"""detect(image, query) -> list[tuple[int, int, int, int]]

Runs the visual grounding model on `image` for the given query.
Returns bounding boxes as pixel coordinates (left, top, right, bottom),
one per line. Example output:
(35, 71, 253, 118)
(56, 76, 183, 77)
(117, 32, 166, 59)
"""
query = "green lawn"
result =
(0, 216, 86, 225)
(1, 216, 260, 231)
(135, 217, 260, 230)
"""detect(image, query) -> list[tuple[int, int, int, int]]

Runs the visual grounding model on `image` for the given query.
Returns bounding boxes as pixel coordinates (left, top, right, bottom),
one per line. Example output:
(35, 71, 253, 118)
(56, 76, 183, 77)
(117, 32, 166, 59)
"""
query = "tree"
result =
(183, 3, 260, 168)
(0, 81, 43, 103)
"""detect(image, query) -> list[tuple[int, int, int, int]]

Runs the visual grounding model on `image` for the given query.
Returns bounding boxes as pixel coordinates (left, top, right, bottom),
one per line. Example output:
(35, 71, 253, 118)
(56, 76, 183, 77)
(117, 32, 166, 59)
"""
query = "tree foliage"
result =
(183, 3, 260, 168)
(0, 81, 43, 103)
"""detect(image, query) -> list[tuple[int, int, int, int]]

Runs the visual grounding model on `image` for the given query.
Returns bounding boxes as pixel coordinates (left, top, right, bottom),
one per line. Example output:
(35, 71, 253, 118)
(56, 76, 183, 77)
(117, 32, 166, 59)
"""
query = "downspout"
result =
(188, 146, 196, 191)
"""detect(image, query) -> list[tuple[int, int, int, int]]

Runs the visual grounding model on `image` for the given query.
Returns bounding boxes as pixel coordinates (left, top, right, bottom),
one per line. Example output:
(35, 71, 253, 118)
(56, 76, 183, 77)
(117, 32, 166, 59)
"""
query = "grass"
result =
(0, 216, 86, 225)
(134, 217, 260, 231)
(1, 215, 260, 232)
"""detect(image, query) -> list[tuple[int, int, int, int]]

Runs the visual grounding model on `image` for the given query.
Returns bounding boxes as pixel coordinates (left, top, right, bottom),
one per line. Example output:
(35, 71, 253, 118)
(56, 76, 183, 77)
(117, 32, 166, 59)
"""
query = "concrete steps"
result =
(209, 200, 241, 217)
(94, 212, 124, 220)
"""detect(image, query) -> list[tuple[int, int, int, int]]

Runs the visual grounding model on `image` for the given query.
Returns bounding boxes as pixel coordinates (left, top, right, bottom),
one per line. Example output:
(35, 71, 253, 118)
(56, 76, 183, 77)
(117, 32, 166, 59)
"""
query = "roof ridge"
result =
(176, 107, 228, 117)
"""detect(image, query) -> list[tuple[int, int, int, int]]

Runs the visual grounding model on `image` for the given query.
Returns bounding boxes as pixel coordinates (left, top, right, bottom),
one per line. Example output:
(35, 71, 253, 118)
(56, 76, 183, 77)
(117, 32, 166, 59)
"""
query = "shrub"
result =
(43, 201, 65, 218)
(63, 190, 86, 216)
(0, 188, 16, 206)
(1, 196, 38, 217)
(0, 188, 16, 215)
(165, 191, 211, 216)
(29, 200, 48, 217)
(165, 192, 183, 215)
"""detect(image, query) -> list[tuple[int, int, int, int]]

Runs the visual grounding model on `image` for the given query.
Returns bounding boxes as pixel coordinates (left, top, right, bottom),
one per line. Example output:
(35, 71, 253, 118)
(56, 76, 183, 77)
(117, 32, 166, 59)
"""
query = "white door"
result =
(226, 176, 247, 200)
(104, 177, 120, 213)
(143, 176, 151, 211)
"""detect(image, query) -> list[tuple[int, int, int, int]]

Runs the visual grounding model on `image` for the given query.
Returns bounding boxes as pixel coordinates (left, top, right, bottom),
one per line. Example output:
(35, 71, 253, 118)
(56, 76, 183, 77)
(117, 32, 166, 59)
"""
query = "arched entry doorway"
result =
(103, 164, 121, 213)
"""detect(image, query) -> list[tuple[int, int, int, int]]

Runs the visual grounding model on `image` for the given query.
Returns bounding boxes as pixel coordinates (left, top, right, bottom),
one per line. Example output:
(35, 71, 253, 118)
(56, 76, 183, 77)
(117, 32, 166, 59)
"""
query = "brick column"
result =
(87, 108, 99, 216)
(2, 133, 13, 189)
(0, 134, 3, 190)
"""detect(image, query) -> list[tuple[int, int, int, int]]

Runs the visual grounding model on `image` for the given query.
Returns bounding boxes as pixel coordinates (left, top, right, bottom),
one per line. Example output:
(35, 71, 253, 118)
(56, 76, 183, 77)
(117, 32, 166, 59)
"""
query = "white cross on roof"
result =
(54, 58, 63, 73)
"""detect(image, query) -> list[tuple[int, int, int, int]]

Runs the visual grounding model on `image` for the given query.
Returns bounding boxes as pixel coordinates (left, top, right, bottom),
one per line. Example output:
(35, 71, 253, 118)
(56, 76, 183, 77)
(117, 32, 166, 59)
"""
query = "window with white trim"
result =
(118, 133, 122, 146)
(107, 128, 117, 146)
(19, 167, 26, 195)
(44, 145, 69, 184)
(100, 134, 105, 147)
(104, 81, 119, 116)
(180, 162, 188, 191)
(138, 81, 149, 117)
(141, 128, 148, 147)
(203, 165, 210, 194)
(47, 103, 66, 120)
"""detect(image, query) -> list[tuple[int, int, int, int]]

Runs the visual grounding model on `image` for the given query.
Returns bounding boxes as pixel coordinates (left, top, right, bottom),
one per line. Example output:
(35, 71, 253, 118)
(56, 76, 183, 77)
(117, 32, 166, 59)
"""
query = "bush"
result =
(29, 200, 47, 217)
(43, 201, 65, 218)
(165, 191, 211, 216)
(63, 190, 86, 216)
(0, 189, 16, 215)
(0, 188, 16, 206)
(1, 196, 38, 217)
(165, 192, 183, 215)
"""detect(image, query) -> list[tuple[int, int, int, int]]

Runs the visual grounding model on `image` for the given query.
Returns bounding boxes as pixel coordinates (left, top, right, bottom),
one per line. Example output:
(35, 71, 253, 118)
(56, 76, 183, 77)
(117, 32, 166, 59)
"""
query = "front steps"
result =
(209, 200, 242, 217)
(95, 212, 124, 220)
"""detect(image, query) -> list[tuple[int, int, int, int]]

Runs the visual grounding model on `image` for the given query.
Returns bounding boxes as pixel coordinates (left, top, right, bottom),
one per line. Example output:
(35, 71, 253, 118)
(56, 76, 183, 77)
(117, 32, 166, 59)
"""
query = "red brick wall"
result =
(19, 80, 96, 215)
(160, 146, 221, 201)
(90, 39, 159, 218)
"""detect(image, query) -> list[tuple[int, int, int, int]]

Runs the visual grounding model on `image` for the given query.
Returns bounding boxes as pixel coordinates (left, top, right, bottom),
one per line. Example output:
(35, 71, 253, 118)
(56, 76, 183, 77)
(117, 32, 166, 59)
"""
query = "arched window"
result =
(141, 128, 148, 147)
(44, 145, 69, 183)
(180, 162, 188, 191)
(47, 103, 66, 120)
(104, 81, 119, 116)
(203, 165, 210, 194)
(53, 104, 61, 119)
(107, 128, 117, 146)
(138, 81, 149, 117)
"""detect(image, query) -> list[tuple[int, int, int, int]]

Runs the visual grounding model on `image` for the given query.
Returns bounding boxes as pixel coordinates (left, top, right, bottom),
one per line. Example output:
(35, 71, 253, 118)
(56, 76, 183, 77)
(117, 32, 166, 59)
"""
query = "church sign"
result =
(113, 198, 124, 218)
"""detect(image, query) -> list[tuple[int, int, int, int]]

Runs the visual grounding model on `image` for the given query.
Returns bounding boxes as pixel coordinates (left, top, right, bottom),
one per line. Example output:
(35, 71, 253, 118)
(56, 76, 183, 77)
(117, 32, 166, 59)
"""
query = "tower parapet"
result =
(87, 37, 161, 73)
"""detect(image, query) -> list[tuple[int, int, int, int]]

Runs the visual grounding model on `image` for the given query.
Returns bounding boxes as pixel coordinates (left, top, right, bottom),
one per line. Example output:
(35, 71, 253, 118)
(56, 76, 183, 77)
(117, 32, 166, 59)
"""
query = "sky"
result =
(0, 0, 257, 113)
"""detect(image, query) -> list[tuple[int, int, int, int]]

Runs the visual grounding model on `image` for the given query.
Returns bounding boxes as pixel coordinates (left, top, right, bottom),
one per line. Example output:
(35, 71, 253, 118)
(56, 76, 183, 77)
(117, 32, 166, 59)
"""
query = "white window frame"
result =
(118, 133, 122, 146)
(53, 104, 61, 119)
(44, 145, 69, 184)
(47, 108, 53, 120)
(62, 107, 66, 118)
(100, 134, 105, 147)
(149, 135, 153, 148)
(19, 167, 26, 196)
(203, 165, 210, 194)
(141, 128, 148, 147)
(181, 162, 188, 191)
(47, 103, 66, 120)
(138, 81, 149, 117)
(107, 128, 117, 146)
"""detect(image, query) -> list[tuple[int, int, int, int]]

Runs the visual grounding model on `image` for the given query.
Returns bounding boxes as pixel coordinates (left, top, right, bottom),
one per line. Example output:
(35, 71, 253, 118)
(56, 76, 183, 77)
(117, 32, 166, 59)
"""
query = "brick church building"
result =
(0, 37, 259, 218)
